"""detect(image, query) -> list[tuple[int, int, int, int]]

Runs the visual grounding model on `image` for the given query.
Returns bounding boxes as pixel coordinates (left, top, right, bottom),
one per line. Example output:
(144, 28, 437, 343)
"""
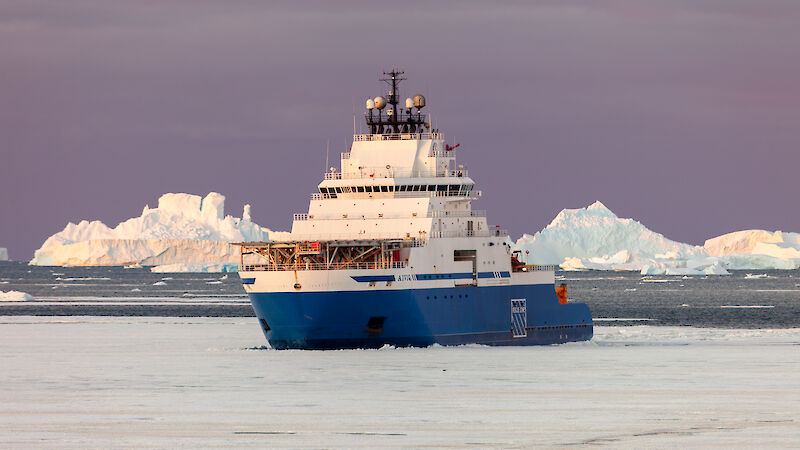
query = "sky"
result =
(1, 1, 799, 260)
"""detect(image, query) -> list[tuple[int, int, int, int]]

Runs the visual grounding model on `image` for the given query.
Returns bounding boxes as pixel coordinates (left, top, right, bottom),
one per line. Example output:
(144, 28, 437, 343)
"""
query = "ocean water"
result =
(1, 261, 798, 328)
(1, 261, 799, 447)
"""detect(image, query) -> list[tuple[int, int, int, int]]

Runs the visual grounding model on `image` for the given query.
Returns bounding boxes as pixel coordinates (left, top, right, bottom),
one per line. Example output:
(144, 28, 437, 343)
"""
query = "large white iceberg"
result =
(0, 248, 7, 261)
(704, 230, 800, 270)
(515, 201, 711, 272)
(31, 192, 286, 266)
(515, 201, 799, 273)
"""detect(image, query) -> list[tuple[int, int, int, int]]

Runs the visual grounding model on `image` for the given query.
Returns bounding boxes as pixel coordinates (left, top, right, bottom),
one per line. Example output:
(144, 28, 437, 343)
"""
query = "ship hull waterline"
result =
(247, 283, 593, 350)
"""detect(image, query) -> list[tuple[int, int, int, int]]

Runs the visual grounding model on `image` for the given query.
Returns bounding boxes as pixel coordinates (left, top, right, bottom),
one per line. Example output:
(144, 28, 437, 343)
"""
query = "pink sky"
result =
(1, 1, 799, 260)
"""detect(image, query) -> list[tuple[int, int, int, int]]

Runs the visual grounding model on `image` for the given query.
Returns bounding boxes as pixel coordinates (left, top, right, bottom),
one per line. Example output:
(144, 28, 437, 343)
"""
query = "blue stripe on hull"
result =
(247, 284, 592, 350)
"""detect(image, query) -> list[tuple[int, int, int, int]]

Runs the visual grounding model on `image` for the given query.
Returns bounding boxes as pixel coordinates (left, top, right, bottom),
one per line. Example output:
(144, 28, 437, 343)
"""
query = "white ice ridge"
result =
(0, 290, 34, 301)
(515, 201, 800, 273)
(31, 193, 288, 266)
(0, 248, 7, 261)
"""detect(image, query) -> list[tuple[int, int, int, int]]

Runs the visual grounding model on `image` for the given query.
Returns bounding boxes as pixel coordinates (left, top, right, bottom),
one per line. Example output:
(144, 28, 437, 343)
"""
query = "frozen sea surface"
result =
(1, 317, 798, 448)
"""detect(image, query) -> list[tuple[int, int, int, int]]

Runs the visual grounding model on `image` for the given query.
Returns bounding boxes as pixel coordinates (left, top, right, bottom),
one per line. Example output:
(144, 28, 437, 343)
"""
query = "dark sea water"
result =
(1, 261, 798, 328)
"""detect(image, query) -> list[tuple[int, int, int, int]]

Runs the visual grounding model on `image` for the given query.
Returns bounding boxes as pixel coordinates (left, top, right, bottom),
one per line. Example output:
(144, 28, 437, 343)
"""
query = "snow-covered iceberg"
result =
(515, 201, 714, 272)
(0, 248, 7, 261)
(515, 201, 800, 273)
(0, 290, 34, 301)
(31, 192, 287, 267)
(704, 230, 800, 270)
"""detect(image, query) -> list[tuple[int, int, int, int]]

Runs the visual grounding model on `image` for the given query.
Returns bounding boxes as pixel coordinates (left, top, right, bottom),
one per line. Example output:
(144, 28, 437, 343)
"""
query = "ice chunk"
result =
(0, 248, 7, 261)
(0, 290, 34, 301)
(157, 193, 202, 218)
(200, 192, 225, 222)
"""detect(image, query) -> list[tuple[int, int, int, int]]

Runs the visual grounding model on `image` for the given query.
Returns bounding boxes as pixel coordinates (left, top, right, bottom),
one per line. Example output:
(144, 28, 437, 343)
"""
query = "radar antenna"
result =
(365, 68, 428, 135)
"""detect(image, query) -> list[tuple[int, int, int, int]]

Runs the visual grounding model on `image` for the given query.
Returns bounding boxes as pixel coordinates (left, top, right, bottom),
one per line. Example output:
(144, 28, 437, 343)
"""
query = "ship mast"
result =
(365, 69, 428, 135)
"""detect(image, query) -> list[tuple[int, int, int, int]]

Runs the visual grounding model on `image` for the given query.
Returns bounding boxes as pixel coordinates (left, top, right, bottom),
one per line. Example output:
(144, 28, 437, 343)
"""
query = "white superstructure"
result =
(239, 69, 554, 294)
(237, 69, 592, 350)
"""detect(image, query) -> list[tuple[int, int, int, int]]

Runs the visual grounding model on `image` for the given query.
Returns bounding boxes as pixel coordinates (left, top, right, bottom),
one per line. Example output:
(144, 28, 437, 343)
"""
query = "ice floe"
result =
(0, 290, 34, 301)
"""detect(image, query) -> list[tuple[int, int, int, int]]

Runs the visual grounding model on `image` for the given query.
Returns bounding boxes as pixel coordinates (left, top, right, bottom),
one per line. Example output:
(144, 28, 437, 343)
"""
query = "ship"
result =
(237, 70, 593, 349)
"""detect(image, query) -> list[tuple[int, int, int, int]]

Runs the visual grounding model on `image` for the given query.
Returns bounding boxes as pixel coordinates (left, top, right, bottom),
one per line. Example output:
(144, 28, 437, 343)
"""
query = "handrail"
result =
(293, 210, 484, 221)
(241, 261, 408, 272)
(240, 262, 556, 273)
(312, 191, 478, 200)
(283, 232, 429, 242)
(429, 229, 508, 238)
(521, 265, 558, 272)
(431, 210, 485, 218)
(322, 168, 469, 181)
(353, 132, 443, 142)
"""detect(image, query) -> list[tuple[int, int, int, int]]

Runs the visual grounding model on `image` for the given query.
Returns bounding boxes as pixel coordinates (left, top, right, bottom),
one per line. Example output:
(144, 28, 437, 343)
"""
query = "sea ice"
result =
(150, 262, 239, 273)
(0, 318, 798, 448)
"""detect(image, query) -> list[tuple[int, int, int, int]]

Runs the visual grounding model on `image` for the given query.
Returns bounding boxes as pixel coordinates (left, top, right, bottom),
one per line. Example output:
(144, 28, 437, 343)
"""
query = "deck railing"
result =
(353, 132, 442, 142)
(431, 210, 485, 218)
(322, 168, 469, 181)
(429, 229, 508, 238)
(241, 261, 408, 272)
(281, 232, 429, 243)
(311, 190, 479, 200)
(293, 210, 485, 221)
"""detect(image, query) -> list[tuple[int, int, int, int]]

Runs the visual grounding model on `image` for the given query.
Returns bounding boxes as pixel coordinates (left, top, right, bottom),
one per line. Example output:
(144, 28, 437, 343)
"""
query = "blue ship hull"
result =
(247, 283, 593, 349)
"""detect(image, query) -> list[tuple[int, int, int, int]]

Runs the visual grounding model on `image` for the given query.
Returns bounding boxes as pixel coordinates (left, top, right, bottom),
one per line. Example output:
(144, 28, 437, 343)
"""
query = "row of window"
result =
(320, 184, 474, 194)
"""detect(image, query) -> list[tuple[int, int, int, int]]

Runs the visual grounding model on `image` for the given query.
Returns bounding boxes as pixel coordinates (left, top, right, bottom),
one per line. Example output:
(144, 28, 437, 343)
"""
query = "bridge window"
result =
(356, 186, 364, 192)
(380, 185, 388, 192)
(437, 185, 447, 192)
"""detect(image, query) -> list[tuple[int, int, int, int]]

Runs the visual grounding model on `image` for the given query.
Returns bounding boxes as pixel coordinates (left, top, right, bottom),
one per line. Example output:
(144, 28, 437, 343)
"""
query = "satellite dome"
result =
(366, 98, 375, 110)
(413, 94, 426, 109)
(405, 98, 414, 109)
(374, 96, 387, 110)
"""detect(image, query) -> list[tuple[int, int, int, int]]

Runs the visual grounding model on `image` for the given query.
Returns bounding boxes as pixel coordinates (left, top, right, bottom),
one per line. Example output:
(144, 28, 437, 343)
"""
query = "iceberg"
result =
(704, 230, 800, 270)
(0, 248, 7, 261)
(31, 192, 287, 267)
(515, 201, 708, 272)
(0, 290, 34, 301)
(513, 201, 800, 273)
